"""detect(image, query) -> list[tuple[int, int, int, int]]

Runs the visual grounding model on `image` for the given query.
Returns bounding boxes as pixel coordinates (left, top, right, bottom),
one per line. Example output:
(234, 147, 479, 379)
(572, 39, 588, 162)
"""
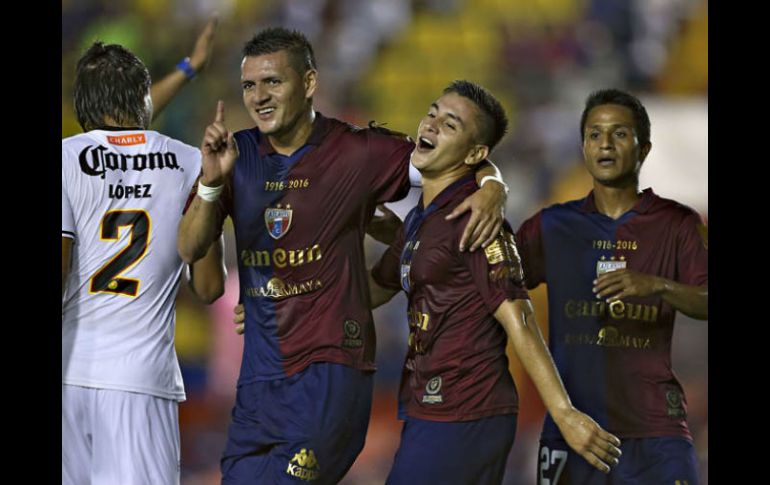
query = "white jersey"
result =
(62, 129, 201, 401)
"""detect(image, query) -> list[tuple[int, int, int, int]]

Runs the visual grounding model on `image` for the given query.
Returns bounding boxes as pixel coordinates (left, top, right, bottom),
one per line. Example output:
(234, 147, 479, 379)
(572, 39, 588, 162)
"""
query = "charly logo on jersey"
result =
(107, 133, 146, 146)
(665, 388, 686, 418)
(422, 376, 443, 404)
(265, 204, 293, 239)
(78, 145, 181, 179)
(286, 448, 320, 481)
(596, 255, 627, 276)
(342, 319, 363, 348)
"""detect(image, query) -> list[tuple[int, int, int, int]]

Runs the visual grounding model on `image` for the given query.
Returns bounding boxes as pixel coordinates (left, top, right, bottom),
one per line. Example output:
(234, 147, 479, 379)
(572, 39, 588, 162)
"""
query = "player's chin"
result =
(253, 118, 279, 134)
(411, 149, 436, 169)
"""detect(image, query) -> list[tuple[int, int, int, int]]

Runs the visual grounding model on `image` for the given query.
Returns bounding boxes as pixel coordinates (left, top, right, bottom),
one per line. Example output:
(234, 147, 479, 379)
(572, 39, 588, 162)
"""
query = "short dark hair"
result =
(580, 88, 651, 147)
(242, 27, 316, 75)
(74, 42, 152, 131)
(443, 80, 508, 151)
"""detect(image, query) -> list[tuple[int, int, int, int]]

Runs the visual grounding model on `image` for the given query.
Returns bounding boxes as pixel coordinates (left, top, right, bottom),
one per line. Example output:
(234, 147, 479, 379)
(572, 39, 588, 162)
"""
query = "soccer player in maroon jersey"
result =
(515, 89, 708, 484)
(176, 28, 510, 484)
(367, 80, 622, 485)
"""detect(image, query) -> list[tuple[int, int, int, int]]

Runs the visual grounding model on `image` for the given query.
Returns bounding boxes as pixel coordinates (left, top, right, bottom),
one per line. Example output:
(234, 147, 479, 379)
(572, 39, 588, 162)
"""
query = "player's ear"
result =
(304, 69, 318, 99)
(464, 144, 489, 166)
(639, 142, 652, 163)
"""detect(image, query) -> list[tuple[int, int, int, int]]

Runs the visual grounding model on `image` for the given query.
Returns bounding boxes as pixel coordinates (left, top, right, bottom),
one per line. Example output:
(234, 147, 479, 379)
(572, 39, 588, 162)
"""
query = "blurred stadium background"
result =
(62, 0, 707, 483)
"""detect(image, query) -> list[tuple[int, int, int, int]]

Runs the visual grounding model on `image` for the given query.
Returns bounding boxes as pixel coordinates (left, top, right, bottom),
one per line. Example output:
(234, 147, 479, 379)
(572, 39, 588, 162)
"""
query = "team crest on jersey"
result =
(596, 255, 627, 276)
(265, 204, 293, 239)
(422, 376, 443, 404)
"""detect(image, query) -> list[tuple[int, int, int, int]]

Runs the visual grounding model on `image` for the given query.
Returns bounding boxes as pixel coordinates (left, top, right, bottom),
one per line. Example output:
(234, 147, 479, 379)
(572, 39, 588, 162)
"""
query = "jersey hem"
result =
(62, 379, 186, 402)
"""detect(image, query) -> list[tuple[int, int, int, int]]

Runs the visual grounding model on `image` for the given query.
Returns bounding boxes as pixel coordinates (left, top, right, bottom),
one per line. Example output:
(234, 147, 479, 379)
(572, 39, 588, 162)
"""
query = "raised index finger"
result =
(215, 100, 225, 123)
(203, 14, 218, 38)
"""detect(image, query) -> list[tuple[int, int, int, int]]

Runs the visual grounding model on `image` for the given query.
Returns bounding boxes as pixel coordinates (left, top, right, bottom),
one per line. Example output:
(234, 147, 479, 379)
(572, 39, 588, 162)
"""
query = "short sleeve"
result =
(515, 211, 546, 289)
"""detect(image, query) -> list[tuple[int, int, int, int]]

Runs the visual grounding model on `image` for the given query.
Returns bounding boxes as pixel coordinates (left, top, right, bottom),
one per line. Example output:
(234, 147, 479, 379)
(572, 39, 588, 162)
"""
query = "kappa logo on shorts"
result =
(286, 448, 321, 481)
(265, 204, 293, 239)
(342, 320, 363, 348)
(422, 376, 443, 404)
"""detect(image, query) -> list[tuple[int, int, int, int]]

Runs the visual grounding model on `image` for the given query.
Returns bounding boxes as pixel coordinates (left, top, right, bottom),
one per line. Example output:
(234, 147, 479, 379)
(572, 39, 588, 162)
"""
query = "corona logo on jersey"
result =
(78, 145, 181, 179)
(265, 204, 293, 239)
(286, 448, 320, 481)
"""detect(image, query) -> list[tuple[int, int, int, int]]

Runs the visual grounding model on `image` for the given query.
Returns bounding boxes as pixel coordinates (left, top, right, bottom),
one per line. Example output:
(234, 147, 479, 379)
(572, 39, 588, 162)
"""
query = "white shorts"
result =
(62, 384, 180, 485)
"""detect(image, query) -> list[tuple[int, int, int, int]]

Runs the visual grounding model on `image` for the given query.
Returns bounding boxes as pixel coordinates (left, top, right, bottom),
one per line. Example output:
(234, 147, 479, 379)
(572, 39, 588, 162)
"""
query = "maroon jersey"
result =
(200, 113, 413, 382)
(372, 176, 530, 422)
(515, 188, 708, 439)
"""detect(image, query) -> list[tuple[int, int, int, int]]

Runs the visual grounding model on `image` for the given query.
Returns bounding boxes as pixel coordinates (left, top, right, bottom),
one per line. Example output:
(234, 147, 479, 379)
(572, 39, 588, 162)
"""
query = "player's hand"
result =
(188, 14, 218, 72)
(233, 303, 245, 335)
(556, 408, 622, 474)
(201, 100, 239, 187)
(366, 204, 402, 245)
(446, 180, 505, 251)
(593, 269, 663, 302)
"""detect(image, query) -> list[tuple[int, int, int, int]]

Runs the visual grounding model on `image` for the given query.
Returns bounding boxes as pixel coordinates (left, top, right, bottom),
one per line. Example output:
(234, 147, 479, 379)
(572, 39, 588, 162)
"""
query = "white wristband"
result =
(197, 181, 223, 202)
(479, 175, 509, 194)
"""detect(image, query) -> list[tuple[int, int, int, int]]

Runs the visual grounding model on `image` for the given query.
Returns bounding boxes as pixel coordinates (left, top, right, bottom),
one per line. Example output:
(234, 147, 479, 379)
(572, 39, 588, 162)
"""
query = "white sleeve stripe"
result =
(62, 231, 76, 240)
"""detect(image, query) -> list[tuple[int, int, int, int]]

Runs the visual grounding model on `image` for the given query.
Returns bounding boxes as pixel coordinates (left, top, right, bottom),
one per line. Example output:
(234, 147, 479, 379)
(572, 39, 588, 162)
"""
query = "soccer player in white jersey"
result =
(61, 37, 222, 485)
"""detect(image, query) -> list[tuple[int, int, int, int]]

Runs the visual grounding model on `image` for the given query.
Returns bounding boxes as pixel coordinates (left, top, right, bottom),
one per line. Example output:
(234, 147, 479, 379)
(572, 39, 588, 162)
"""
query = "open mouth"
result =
(417, 136, 435, 152)
(257, 107, 276, 116)
(597, 157, 615, 166)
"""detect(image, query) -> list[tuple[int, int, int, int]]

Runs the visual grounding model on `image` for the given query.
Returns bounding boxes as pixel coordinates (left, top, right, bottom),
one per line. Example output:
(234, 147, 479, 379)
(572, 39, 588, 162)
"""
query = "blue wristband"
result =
(176, 57, 196, 79)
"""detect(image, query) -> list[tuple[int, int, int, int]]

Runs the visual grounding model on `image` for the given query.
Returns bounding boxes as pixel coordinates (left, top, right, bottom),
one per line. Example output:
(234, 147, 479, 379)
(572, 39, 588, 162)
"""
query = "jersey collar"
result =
(256, 111, 330, 157)
(580, 187, 657, 215)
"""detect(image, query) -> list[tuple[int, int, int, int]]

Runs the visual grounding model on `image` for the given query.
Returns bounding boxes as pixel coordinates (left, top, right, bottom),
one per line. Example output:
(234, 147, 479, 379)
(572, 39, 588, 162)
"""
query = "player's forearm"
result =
(475, 159, 501, 182)
(473, 159, 507, 220)
(495, 300, 574, 421)
(189, 236, 227, 304)
(659, 279, 708, 320)
(150, 71, 190, 121)
(367, 271, 399, 309)
(178, 196, 222, 264)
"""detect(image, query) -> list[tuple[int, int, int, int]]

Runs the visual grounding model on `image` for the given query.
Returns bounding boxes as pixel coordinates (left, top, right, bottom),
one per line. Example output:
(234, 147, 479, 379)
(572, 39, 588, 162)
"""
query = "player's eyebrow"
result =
(431, 102, 465, 127)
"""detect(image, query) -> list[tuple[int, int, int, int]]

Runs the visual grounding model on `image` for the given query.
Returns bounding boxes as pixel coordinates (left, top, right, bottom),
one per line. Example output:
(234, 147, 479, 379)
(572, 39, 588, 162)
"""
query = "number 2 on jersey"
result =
(89, 209, 151, 297)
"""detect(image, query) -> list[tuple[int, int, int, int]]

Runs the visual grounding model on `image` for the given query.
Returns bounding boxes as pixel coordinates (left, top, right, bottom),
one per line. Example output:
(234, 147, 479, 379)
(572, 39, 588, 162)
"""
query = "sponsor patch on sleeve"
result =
(486, 231, 524, 284)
